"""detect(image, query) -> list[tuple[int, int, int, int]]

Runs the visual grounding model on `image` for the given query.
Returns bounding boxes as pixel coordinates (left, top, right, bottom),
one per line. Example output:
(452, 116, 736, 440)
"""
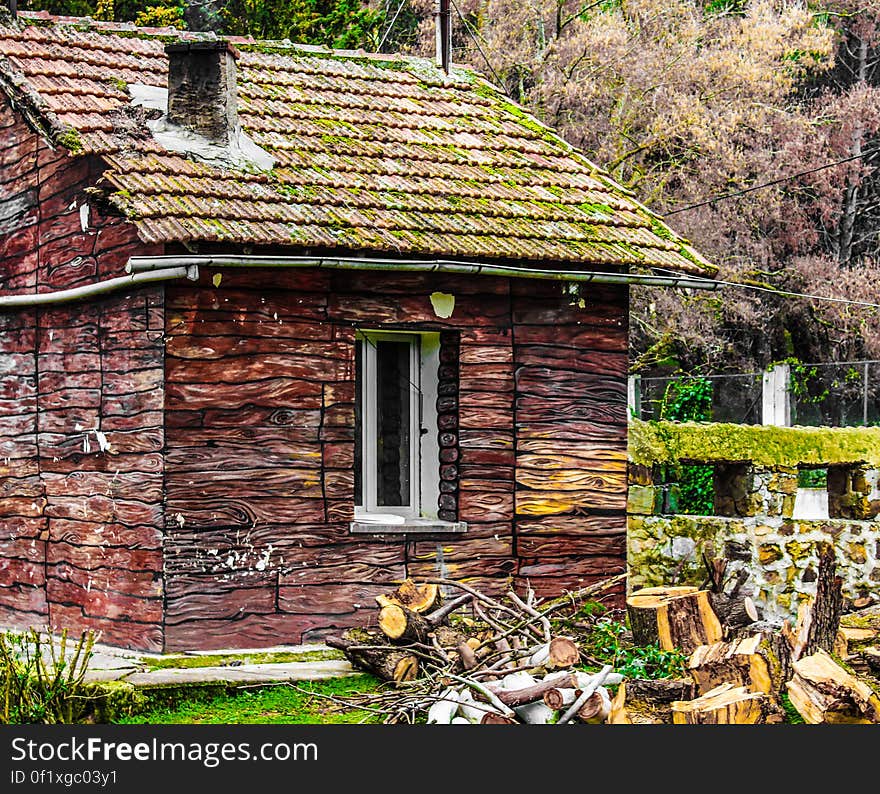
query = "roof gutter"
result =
(126, 255, 719, 290)
(0, 266, 198, 310)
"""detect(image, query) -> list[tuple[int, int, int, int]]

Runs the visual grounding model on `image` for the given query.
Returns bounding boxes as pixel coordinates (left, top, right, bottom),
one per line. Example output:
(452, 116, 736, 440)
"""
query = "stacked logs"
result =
(325, 575, 626, 724)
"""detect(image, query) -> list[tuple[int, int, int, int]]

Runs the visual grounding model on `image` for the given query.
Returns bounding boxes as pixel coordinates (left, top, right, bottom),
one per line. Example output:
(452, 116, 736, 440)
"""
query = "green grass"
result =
(115, 675, 383, 725)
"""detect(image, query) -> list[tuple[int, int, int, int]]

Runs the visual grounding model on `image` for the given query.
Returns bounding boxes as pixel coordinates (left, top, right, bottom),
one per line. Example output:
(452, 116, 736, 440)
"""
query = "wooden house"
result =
(0, 12, 716, 652)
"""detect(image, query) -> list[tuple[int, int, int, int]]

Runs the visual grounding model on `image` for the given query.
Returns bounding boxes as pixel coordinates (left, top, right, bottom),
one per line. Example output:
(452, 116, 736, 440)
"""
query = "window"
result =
(351, 330, 465, 533)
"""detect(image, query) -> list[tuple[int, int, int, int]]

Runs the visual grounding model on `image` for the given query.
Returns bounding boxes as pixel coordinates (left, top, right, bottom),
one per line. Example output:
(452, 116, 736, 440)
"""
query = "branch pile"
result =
(325, 574, 627, 724)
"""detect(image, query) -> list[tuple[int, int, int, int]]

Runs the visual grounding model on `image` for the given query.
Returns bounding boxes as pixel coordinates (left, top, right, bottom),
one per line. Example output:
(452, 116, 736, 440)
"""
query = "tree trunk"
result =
(671, 683, 778, 724)
(786, 648, 880, 724)
(627, 586, 723, 654)
(785, 543, 843, 661)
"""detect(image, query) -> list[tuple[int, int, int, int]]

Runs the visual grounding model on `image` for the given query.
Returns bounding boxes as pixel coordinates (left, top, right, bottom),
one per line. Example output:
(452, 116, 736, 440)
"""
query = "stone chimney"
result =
(164, 40, 238, 146)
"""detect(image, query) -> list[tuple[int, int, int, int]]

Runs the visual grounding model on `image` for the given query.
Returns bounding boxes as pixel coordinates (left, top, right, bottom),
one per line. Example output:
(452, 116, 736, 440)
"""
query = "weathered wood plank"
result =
(165, 497, 326, 528)
(166, 468, 324, 501)
(166, 379, 323, 410)
(48, 604, 162, 653)
(515, 488, 627, 516)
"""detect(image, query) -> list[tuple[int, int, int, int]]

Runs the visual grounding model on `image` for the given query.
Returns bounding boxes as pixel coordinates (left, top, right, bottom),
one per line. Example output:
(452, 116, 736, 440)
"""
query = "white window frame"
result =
(352, 329, 463, 533)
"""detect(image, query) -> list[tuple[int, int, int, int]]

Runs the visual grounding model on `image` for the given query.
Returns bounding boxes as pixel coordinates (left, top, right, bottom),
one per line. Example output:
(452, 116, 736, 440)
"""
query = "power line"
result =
(666, 146, 880, 215)
(448, 0, 509, 97)
(377, 0, 407, 52)
(649, 266, 880, 310)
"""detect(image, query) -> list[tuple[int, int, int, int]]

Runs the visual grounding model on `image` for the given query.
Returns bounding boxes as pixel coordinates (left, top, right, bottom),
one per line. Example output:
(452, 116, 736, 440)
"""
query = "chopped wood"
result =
(671, 682, 778, 724)
(627, 586, 723, 654)
(688, 633, 785, 697)
(378, 604, 431, 644)
(786, 648, 880, 724)
(557, 665, 612, 725)
(608, 678, 697, 725)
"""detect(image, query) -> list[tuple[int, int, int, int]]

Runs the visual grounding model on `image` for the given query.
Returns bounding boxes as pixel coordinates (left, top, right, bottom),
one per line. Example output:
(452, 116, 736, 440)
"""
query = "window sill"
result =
(349, 517, 467, 534)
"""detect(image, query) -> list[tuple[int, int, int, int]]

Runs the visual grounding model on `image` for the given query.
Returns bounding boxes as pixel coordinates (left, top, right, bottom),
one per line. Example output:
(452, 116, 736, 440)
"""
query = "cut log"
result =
(543, 687, 577, 710)
(576, 687, 612, 724)
(375, 578, 440, 614)
(608, 678, 697, 725)
(837, 603, 880, 676)
(325, 632, 419, 684)
(627, 586, 723, 654)
(671, 683, 778, 724)
(786, 648, 880, 724)
(548, 637, 580, 668)
(688, 633, 786, 697)
(480, 712, 518, 724)
(377, 593, 472, 644)
(378, 603, 431, 644)
(488, 672, 579, 708)
(730, 622, 793, 685)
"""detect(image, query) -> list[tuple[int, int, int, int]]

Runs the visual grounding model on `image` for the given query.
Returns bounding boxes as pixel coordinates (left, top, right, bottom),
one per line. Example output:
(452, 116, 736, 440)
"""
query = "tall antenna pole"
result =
(435, 0, 451, 74)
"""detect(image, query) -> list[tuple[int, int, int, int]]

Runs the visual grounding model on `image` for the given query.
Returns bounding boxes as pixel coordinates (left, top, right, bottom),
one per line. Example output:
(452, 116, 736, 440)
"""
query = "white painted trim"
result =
(355, 330, 424, 519)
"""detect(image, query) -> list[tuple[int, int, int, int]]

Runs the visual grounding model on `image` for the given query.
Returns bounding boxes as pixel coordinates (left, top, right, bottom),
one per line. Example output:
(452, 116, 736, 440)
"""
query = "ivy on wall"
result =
(658, 377, 714, 515)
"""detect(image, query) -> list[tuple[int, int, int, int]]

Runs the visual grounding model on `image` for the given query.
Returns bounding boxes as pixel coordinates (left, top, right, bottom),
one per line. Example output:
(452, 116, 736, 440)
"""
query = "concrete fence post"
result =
(762, 363, 791, 426)
(628, 374, 642, 420)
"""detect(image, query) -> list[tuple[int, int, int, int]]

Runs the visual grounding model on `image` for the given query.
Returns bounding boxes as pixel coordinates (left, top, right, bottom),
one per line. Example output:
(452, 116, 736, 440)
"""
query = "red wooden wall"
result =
(0, 100, 166, 651)
(163, 268, 628, 651)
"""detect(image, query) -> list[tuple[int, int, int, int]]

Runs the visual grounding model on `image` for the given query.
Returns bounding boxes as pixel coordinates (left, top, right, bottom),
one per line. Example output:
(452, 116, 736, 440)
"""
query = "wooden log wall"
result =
(164, 268, 628, 651)
(0, 100, 165, 651)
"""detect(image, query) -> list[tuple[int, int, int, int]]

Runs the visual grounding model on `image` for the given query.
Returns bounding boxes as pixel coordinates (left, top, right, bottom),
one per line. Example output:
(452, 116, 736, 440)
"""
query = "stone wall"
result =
(627, 420, 880, 622)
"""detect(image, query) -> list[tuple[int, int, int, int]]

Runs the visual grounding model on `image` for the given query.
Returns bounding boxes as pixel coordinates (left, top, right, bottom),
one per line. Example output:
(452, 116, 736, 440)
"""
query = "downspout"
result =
(126, 255, 719, 291)
(0, 266, 198, 309)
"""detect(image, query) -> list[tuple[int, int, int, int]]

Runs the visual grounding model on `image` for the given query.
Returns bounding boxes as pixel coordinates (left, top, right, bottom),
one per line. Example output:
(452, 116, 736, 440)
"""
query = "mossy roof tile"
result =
(0, 12, 716, 277)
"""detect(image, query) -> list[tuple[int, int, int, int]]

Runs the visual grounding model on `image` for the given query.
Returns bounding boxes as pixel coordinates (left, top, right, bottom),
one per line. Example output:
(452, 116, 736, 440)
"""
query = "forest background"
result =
(16, 0, 880, 387)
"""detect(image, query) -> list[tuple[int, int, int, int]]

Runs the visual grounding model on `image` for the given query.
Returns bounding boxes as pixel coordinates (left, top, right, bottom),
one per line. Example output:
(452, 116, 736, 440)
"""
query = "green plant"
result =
(583, 618, 688, 680)
(659, 376, 713, 423)
(0, 627, 97, 724)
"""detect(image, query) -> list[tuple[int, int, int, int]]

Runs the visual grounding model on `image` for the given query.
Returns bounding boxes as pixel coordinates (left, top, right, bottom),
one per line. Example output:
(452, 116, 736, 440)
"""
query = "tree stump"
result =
(608, 678, 697, 724)
(627, 586, 723, 654)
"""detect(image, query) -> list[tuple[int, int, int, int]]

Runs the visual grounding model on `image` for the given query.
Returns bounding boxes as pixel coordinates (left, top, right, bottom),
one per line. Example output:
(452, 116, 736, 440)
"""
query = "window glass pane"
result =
(376, 340, 411, 507)
(354, 339, 363, 506)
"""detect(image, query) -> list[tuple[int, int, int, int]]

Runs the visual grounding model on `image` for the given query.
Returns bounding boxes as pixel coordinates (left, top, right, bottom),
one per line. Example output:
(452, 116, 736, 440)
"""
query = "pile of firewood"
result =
(325, 574, 627, 724)
(613, 546, 880, 724)
(325, 545, 880, 725)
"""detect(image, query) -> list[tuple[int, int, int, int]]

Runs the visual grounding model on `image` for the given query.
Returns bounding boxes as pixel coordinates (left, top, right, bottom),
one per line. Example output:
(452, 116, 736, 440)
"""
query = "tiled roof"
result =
(0, 12, 716, 277)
